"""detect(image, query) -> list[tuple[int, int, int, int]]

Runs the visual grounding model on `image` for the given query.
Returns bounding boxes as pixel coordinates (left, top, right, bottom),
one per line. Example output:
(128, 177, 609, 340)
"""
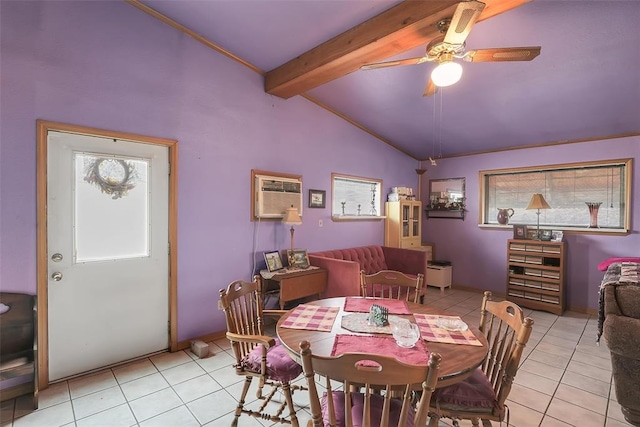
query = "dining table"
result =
(276, 296, 489, 389)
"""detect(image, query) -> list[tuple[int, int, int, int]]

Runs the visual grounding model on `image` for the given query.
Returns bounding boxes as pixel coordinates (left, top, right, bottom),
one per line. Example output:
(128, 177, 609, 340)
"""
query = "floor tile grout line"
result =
(10, 291, 628, 427)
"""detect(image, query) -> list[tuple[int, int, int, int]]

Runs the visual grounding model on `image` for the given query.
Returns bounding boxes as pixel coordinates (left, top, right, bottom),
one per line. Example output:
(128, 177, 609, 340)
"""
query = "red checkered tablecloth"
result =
(413, 314, 483, 346)
(279, 304, 340, 332)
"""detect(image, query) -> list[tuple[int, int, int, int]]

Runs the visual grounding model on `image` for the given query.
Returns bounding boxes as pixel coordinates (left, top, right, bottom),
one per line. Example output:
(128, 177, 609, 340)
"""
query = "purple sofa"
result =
(308, 245, 429, 298)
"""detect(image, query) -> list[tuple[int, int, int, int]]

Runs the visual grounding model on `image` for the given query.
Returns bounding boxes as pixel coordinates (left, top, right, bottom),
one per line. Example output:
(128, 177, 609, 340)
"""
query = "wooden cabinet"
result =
(385, 201, 422, 249)
(506, 239, 566, 315)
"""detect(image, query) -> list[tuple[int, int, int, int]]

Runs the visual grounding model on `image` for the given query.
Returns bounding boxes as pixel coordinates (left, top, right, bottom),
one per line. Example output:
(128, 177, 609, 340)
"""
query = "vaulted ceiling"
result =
(132, 0, 640, 160)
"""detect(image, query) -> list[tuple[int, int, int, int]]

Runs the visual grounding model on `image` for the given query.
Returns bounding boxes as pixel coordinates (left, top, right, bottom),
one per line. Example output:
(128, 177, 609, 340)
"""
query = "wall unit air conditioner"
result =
(255, 174, 303, 219)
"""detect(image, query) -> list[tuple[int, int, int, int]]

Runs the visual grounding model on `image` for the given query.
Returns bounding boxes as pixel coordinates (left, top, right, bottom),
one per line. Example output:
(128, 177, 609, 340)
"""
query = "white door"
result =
(47, 131, 169, 381)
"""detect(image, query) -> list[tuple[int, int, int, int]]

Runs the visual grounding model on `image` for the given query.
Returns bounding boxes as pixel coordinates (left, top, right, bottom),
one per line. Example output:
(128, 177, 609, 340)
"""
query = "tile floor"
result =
(1, 287, 634, 427)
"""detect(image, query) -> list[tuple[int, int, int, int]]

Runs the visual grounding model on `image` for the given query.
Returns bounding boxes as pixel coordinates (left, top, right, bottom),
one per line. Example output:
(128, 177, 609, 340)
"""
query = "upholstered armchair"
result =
(602, 284, 640, 425)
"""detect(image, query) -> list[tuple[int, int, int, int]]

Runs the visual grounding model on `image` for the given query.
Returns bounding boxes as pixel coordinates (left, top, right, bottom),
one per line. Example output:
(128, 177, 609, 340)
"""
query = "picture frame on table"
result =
(308, 189, 326, 208)
(527, 228, 539, 240)
(264, 250, 284, 272)
(540, 229, 553, 241)
(551, 230, 564, 242)
(287, 249, 310, 268)
(513, 224, 528, 240)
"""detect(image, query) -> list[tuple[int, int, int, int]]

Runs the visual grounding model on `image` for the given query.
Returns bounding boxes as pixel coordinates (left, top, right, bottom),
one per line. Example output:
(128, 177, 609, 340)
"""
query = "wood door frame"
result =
(36, 120, 178, 389)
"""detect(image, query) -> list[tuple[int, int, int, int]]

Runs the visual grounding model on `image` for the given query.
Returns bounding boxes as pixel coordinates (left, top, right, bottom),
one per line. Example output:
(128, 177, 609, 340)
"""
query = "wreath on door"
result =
(84, 158, 138, 200)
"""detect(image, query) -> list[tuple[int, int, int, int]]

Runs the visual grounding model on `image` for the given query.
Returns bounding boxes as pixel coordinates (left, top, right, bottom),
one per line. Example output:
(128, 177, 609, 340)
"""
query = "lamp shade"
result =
(431, 61, 463, 87)
(526, 194, 551, 210)
(282, 205, 302, 225)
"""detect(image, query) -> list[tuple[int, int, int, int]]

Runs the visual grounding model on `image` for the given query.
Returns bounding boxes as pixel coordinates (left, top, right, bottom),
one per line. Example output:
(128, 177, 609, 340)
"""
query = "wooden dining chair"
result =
(219, 276, 304, 426)
(360, 270, 425, 303)
(427, 291, 534, 427)
(300, 340, 441, 427)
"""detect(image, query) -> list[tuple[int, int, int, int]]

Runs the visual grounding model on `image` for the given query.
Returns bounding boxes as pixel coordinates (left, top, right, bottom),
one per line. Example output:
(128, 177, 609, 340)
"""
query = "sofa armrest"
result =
(382, 246, 429, 278)
(603, 314, 640, 359)
(308, 255, 361, 298)
(604, 286, 622, 316)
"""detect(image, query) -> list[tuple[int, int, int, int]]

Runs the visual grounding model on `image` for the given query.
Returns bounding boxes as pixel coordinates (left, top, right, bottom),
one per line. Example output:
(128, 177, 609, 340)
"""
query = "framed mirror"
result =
(428, 178, 465, 211)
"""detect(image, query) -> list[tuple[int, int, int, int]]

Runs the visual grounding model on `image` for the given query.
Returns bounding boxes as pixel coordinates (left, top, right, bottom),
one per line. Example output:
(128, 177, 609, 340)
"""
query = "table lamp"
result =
(282, 205, 302, 267)
(526, 193, 551, 240)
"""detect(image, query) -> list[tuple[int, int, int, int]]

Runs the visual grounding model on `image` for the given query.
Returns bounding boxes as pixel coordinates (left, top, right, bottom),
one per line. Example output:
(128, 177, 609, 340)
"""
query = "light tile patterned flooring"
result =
(1, 288, 634, 427)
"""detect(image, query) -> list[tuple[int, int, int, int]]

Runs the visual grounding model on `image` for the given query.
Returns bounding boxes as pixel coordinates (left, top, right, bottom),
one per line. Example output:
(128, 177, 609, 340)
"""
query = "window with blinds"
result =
(331, 173, 382, 218)
(480, 159, 632, 231)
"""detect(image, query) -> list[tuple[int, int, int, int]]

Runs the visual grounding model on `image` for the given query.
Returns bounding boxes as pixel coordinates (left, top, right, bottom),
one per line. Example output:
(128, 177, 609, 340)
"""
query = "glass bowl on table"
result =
(391, 319, 420, 348)
(435, 317, 468, 331)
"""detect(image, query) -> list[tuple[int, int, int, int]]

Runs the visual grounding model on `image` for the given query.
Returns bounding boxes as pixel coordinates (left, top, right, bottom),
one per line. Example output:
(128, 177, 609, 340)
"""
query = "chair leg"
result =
(256, 375, 266, 399)
(233, 376, 253, 425)
(428, 414, 440, 427)
(282, 382, 299, 427)
(481, 420, 493, 427)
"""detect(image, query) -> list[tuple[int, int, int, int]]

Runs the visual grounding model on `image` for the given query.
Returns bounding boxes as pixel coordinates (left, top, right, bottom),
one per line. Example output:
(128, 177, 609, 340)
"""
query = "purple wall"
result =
(1, 2, 636, 346)
(420, 137, 640, 313)
(0, 1, 418, 340)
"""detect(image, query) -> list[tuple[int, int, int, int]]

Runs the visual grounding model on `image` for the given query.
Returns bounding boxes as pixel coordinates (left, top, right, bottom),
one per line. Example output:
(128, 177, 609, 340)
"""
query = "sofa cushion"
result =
(311, 246, 388, 275)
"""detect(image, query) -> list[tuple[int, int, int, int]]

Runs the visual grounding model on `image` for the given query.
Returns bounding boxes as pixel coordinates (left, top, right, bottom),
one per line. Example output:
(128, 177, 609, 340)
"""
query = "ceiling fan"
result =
(360, 0, 541, 96)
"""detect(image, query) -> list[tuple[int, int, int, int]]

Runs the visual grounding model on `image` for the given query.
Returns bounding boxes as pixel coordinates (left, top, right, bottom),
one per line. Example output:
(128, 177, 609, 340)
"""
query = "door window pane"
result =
(74, 153, 150, 262)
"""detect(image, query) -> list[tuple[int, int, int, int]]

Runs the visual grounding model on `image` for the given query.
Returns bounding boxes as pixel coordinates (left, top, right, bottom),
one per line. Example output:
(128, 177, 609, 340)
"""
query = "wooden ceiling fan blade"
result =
(423, 78, 438, 97)
(465, 46, 542, 62)
(360, 56, 428, 70)
(443, 0, 486, 46)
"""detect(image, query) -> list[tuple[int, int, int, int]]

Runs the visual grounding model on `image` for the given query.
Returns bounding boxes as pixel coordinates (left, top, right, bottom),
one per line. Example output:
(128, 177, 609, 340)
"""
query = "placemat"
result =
(279, 304, 339, 332)
(344, 297, 412, 315)
(331, 334, 430, 366)
(413, 314, 483, 346)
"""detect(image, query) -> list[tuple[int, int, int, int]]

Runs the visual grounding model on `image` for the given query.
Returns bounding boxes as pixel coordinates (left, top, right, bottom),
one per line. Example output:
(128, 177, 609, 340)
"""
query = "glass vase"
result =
(585, 202, 602, 228)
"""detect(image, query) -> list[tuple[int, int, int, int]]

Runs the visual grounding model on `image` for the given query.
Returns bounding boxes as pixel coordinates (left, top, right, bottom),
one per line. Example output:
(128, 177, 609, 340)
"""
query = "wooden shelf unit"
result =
(384, 201, 422, 249)
(506, 239, 566, 315)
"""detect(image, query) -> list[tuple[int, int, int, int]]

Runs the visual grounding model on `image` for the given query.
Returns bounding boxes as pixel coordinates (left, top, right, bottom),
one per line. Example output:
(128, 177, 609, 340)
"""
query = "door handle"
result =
(51, 272, 63, 281)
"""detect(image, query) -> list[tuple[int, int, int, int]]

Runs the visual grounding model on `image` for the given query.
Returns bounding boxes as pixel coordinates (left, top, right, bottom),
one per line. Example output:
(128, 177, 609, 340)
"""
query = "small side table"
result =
(426, 264, 452, 292)
(261, 267, 328, 309)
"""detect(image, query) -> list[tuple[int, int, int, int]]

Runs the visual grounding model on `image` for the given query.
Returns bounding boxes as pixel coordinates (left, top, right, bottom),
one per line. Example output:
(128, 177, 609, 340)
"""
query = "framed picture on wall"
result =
(264, 250, 284, 272)
(513, 224, 528, 240)
(308, 189, 326, 208)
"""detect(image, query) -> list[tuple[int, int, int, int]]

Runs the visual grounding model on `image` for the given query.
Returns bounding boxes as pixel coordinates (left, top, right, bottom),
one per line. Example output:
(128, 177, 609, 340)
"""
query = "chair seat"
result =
(322, 391, 414, 427)
(431, 367, 500, 414)
(242, 340, 302, 383)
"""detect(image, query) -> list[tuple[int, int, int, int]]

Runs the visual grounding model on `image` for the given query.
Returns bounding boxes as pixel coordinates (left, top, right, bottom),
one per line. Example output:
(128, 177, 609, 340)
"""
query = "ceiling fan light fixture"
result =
(431, 60, 463, 87)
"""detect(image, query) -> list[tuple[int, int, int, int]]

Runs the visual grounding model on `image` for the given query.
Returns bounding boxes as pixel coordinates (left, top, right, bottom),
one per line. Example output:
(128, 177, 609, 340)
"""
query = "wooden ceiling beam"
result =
(265, 0, 530, 99)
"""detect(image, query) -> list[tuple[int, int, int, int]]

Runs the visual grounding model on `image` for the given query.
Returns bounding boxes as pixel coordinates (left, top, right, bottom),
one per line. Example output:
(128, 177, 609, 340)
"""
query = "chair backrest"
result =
(478, 291, 534, 409)
(360, 270, 424, 303)
(219, 277, 265, 365)
(300, 340, 440, 427)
